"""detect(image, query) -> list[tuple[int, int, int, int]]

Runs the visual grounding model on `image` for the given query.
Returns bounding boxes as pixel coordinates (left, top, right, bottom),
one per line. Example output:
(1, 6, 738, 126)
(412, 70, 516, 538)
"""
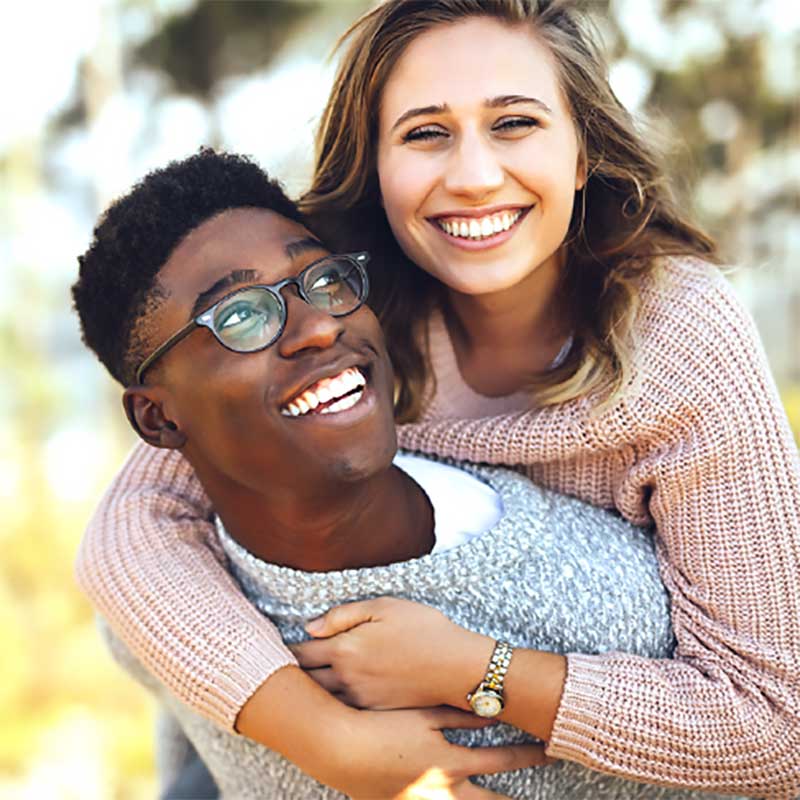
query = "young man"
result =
(72, 150, 676, 800)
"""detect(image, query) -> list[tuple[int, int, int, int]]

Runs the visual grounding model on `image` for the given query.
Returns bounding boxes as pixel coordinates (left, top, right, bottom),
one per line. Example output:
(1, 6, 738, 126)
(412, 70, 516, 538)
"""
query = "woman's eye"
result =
(402, 124, 448, 143)
(492, 116, 540, 135)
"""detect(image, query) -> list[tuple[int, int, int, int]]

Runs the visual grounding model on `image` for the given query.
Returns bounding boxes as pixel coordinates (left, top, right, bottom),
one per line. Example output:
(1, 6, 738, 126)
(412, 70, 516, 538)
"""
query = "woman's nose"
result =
(443, 131, 504, 199)
(277, 289, 345, 358)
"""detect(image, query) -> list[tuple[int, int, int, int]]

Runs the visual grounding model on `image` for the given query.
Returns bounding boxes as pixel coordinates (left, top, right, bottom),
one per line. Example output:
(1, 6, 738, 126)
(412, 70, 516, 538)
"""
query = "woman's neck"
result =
(443, 256, 571, 397)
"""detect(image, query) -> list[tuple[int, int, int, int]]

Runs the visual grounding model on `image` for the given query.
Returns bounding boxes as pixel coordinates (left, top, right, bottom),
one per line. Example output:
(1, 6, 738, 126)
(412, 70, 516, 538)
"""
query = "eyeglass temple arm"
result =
(134, 321, 199, 385)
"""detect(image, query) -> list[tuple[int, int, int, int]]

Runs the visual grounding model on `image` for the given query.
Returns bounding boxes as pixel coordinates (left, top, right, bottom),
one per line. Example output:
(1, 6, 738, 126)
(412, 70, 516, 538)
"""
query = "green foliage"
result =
(135, 1, 321, 99)
(782, 385, 800, 444)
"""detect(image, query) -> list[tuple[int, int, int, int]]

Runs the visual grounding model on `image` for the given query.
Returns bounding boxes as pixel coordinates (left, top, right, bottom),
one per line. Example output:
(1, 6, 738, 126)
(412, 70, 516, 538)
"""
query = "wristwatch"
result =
(467, 640, 513, 718)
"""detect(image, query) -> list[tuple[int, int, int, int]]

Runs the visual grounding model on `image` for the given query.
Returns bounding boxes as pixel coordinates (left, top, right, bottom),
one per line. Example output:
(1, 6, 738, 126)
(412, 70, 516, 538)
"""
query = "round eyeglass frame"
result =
(134, 251, 370, 385)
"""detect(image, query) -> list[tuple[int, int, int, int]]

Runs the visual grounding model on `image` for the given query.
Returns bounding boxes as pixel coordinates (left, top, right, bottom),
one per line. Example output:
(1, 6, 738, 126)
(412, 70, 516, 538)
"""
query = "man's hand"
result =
(236, 665, 550, 799)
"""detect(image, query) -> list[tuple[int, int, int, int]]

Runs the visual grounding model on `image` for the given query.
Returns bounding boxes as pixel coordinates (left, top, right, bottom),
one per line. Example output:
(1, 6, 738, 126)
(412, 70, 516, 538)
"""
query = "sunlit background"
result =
(2, 1, 798, 797)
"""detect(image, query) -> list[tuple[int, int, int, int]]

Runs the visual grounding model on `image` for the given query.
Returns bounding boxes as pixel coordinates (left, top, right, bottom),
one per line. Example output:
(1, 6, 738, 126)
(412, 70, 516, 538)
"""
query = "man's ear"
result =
(122, 386, 186, 449)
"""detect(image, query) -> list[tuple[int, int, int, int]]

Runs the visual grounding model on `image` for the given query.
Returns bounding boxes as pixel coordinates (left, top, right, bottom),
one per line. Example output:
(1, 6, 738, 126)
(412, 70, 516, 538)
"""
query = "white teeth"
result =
(281, 367, 367, 417)
(320, 389, 363, 414)
(316, 386, 332, 404)
(438, 210, 523, 241)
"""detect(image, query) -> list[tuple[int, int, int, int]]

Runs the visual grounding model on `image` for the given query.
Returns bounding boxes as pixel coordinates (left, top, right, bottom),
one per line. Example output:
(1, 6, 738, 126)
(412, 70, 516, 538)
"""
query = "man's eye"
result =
(219, 303, 257, 329)
(309, 272, 341, 291)
(402, 125, 448, 143)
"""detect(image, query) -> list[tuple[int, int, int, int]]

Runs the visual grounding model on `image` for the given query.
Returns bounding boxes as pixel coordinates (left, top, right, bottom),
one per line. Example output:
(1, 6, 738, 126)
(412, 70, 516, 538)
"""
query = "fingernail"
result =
(305, 618, 323, 634)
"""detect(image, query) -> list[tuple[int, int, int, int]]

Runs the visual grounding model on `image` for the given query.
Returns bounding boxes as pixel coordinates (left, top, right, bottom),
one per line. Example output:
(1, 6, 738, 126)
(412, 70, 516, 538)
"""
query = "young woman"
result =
(77, 1, 800, 797)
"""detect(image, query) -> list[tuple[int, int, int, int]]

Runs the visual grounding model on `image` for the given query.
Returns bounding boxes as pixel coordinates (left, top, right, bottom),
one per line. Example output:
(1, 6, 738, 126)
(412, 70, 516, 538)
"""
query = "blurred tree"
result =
(134, 0, 320, 100)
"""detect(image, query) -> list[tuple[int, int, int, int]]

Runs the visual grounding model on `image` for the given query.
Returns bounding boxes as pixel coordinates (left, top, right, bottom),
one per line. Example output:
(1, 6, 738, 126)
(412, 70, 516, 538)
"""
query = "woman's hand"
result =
(236, 665, 551, 799)
(334, 706, 549, 800)
(290, 597, 494, 710)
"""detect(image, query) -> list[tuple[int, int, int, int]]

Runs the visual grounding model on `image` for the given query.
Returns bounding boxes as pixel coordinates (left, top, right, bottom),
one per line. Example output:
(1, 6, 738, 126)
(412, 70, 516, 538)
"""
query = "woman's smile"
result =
(427, 205, 532, 251)
(377, 17, 585, 298)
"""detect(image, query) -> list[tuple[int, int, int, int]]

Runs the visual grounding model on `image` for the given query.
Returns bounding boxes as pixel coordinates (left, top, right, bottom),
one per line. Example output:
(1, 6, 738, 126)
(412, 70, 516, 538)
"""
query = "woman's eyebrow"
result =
(486, 94, 553, 114)
(391, 104, 449, 132)
(390, 95, 552, 133)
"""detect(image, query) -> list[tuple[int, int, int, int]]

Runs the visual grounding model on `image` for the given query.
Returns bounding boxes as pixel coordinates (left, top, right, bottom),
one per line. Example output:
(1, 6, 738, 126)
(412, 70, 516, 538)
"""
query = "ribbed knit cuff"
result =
(546, 653, 611, 762)
(194, 640, 298, 733)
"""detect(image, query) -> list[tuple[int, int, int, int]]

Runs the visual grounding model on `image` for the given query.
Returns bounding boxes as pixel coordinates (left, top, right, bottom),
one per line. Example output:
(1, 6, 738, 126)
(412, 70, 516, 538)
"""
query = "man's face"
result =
(146, 207, 397, 494)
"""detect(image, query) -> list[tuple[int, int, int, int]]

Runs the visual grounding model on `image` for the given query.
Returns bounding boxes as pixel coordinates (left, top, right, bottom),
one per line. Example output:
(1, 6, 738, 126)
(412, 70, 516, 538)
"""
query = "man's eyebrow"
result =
(486, 94, 553, 114)
(284, 236, 326, 260)
(188, 238, 326, 319)
(191, 269, 258, 319)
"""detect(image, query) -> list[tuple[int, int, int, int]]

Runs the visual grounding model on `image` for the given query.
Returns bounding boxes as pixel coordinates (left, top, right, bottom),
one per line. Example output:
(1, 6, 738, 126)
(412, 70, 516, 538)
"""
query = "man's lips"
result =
(280, 366, 367, 417)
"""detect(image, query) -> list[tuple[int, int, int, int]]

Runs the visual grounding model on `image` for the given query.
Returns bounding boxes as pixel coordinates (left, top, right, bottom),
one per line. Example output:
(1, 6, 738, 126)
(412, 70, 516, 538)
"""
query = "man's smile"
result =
(280, 366, 368, 417)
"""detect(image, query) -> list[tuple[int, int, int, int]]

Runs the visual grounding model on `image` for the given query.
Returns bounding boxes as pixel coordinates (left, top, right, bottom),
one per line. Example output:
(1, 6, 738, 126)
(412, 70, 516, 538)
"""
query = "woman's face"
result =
(377, 17, 585, 299)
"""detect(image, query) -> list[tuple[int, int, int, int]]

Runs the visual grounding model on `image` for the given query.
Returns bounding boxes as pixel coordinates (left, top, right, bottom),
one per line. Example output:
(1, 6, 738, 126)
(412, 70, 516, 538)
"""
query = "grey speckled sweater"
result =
(108, 458, 742, 799)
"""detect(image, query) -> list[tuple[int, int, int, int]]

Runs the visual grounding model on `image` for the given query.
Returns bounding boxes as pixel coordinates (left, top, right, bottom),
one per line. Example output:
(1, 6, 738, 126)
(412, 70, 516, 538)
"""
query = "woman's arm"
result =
(293, 597, 568, 743)
(304, 259, 800, 797)
(80, 443, 548, 796)
(76, 441, 295, 730)
(395, 263, 800, 797)
(239, 665, 547, 799)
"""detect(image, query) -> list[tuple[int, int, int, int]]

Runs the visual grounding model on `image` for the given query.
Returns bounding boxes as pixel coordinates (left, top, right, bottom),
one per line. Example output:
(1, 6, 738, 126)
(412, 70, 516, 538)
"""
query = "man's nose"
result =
(443, 130, 504, 199)
(277, 288, 345, 358)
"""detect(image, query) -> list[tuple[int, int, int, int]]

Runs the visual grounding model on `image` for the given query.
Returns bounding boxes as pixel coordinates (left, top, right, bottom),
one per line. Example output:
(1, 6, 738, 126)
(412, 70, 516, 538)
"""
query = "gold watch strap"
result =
(481, 640, 513, 693)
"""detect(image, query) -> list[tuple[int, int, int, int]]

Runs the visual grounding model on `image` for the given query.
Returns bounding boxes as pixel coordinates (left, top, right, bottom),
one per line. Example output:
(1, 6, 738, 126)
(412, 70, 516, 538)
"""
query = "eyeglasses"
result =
(135, 252, 370, 384)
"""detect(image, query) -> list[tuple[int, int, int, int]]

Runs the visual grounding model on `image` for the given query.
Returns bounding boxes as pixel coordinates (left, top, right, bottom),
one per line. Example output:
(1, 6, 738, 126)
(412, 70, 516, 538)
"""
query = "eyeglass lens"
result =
(212, 257, 365, 352)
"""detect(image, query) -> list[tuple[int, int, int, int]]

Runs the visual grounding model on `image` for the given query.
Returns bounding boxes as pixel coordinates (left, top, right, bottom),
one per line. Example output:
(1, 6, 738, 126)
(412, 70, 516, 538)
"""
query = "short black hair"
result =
(72, 148, 303, 385)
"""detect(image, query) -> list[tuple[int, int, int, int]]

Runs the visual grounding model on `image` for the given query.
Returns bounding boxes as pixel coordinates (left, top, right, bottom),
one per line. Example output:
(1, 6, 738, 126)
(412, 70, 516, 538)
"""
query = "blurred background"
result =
(1, 0, 798, 797)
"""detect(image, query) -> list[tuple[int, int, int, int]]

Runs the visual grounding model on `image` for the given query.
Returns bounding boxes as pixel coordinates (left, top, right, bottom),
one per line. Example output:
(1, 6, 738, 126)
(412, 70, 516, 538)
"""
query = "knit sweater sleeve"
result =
(399, 263, 800, 797)
(75, 442, 296, 731)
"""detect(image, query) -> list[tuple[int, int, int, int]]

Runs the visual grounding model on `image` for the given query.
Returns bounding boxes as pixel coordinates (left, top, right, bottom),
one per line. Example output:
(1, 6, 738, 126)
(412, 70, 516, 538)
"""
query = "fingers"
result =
(304, 667, 343, 693)
(424, 707, 496, 731)
(459, 743, 552, 775)
(289, 638, 334, 668)
(305, 599, 381, 637)
(395, 774, 511, 800)
(454, 781, 512, 799)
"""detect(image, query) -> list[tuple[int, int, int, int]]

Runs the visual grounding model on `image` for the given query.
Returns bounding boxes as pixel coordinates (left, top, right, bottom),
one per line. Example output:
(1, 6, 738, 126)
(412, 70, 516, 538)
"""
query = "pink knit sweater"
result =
(76, 257, 800, 797)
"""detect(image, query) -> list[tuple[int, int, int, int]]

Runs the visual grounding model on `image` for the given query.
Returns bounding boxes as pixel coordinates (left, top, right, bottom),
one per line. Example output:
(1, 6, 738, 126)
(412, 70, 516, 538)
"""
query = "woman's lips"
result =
(428, 206, 531, 250)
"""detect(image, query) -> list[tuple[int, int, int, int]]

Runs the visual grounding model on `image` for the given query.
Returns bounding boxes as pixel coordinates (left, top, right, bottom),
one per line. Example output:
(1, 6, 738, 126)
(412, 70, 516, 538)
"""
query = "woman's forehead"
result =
(379, 18, 567, 122)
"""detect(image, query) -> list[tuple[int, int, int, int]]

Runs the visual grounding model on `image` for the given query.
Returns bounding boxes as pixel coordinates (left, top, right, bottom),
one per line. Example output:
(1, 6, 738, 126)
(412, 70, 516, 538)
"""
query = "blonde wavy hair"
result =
(301, 0, 717, 422)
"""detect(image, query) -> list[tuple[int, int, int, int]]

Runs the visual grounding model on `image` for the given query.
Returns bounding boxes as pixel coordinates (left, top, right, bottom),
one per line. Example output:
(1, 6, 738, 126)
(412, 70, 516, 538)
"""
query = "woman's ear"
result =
(575, 149, 588, 192)
(122, 387, 187, 449)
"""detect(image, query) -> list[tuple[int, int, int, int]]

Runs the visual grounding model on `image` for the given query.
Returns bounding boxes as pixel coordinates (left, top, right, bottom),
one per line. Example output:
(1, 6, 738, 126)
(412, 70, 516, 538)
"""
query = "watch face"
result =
(471, 691, 503, 718)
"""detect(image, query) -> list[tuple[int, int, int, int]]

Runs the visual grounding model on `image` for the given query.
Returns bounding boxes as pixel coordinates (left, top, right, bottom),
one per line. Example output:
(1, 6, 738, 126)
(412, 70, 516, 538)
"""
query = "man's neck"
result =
(197, 460, 435, 572)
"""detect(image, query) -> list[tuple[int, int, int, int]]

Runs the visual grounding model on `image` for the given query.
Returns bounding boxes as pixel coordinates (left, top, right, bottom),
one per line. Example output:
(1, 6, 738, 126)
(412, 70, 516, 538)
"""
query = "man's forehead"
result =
(158, 208, 316, 292)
